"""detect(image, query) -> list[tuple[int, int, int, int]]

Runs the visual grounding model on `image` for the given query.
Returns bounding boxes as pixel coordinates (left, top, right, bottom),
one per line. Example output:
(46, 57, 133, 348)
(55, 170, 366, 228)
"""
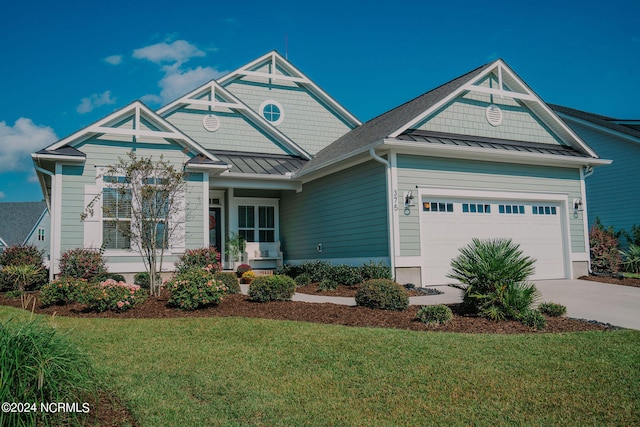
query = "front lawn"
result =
(2, 306, 638, 426)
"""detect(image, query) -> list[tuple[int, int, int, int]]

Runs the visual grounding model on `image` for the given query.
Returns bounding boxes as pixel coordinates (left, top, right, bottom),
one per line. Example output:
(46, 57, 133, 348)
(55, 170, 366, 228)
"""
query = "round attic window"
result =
(485, 104, 503, 127)
(202, 115, 220, 132)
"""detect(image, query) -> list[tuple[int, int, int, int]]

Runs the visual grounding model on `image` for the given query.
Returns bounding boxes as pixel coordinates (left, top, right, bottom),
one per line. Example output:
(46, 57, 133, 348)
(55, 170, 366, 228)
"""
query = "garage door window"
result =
(533, 205, 557, 215)
(462, 203, 491, 214)
(499, 204, 525, 214)
(423, 201, 454, 212)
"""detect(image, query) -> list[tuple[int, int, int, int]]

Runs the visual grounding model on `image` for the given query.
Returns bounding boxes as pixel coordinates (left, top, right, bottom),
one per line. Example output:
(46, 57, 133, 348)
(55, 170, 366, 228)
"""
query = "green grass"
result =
(1, 306, 639, 426)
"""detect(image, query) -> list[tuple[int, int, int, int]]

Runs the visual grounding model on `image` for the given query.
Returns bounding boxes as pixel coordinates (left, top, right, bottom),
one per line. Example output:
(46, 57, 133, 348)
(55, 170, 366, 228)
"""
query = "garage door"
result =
(419, 197, 566, 284)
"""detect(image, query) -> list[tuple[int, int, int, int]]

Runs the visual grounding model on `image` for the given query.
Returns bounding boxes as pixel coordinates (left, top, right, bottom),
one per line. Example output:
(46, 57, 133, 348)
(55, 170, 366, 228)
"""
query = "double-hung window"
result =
(102, 185, 131, 249)
(238, 205, 275, 242)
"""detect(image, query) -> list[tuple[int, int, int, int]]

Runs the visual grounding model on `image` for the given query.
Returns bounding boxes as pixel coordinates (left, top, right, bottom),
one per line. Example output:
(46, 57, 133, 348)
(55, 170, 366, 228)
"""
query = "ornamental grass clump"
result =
(85, 279, 147, 312)
(355, 279, 409, 311)
(0, 319, 96, 427)
(417, 304, 454, 325)
(620, 244, 640, 274)
(448, 238, 542, 324)
(248, 275, 296, 302)
(538, 301, 567, 317)
(168, 267, 227, 310)
(0, 245, 48, 291)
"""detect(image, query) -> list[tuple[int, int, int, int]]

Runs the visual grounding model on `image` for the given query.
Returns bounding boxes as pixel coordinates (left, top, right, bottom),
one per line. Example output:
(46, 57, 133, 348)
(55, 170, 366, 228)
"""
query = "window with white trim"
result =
(238, 205, 275, 242)
(102, 186, 131, 249)
(422, 201, 454, 212)
(260, 100, 284, 125)
(498, 204, 525, 214)
(462, 203, 491, 214)
(533, 205, 557, 215)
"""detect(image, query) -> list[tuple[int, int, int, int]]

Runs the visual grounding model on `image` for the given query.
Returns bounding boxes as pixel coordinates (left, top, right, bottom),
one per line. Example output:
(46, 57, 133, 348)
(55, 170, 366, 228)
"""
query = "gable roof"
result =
(297, 59, 604, 177)
(0, 201, 47, 247)
(218, 51, 361, 128)
(550, 104, 640, 143)
(39, 101, 220, 163)
(156, 79, 313, 159)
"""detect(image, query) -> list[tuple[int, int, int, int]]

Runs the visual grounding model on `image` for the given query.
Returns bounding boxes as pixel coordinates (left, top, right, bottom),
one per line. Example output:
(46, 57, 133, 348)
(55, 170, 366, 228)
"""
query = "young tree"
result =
(83, 151, 186, 296)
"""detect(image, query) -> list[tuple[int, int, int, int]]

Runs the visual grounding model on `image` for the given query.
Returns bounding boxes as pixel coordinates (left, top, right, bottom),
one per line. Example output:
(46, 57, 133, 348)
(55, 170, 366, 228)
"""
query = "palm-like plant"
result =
(620, 244, 640, 274)
(448, 238, 539, 320)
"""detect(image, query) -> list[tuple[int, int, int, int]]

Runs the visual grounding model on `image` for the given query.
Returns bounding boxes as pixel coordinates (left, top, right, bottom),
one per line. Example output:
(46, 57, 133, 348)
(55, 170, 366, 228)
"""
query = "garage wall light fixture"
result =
(404, 191, 415, 207)
(573, 198, 584, 212)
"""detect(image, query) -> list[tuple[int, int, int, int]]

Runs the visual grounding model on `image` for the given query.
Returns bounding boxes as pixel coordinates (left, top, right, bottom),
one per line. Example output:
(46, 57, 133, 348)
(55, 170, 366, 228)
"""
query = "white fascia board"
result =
(557, 113, 640, 146)
(214, 173, 302, 191)
(157, 81, 247, 116)
(382, 139, 612, 168)
(293, 142, 383, 182)
(31, 153, 85, 163)
(184, 163, 230, 174)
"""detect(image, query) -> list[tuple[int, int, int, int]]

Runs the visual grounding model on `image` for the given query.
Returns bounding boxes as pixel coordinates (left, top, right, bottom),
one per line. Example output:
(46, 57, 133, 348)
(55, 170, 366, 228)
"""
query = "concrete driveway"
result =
(533, 279, 640, 330)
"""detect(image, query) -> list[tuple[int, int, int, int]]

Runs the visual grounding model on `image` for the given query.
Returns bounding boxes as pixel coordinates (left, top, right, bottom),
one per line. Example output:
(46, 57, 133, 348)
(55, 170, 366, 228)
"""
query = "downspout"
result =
(369, 148, 395, 274)
(34, 160, 55, 280)
(582, 165, 594, 275)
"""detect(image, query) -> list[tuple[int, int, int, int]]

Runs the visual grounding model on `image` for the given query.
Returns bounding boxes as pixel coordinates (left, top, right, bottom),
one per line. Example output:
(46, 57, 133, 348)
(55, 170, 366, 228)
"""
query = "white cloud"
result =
(104, 55, 123, 65)
(0, 191, 5, 200)
(157, 66, 226, 104)
(77, 91, 116, 114)
(0, 118, 58, 171)
(133, 40, 205, 66)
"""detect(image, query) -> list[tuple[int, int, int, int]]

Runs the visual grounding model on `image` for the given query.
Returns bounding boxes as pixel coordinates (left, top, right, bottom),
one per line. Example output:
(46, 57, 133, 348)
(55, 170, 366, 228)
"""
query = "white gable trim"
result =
(218, 50, 361, 127)
(388, 59, 599, 158)
(43, 101, 222, 165)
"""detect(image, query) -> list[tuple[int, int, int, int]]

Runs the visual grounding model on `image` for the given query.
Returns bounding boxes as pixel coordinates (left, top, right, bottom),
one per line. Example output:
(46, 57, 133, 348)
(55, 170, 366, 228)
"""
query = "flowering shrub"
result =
(213, 271, 241, 294)
(175, 247, 222, 275)
(58, 248, 107, 281)
(84, 279, 147, 312)
(39, 277, 92, 306)
(168, 267, 227, 310)
(589, 220, 621, 273)
(241, 270, 256, 279)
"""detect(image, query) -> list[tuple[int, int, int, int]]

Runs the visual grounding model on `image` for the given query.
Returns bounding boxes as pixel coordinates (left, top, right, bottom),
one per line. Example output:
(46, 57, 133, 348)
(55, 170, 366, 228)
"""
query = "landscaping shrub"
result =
(355, 279, 409, 311)
(95, 272, 126, 283)
(538, 301, 567, 317)
(276, 263, 304, 279)
(517, 309, 547, 330)
(318, 278, 339, 291)
(0, 319, 96, 427)
(248, 275, 296, 302)
(214, 271, 241, 294)
(0, 245, 48, 291)
(294, 273, 311, 287)
(448, 238, 539, 320)
(84, 279, 147, 312)
(417, 304, 453, 325)
(168, 267, 227, 310)
(58, 248, 107, 281)
(620, 244, 640, 274)
(300, 260, 335, 283)
(236, 263, 252, 277)
(359, 260, 392, 281)
(133, 271, 161, 290)
(333, 264, 363, 286)
(175, 247, 222, 274)
(589, 220, 621, 273)
(39, 277, 91, 306)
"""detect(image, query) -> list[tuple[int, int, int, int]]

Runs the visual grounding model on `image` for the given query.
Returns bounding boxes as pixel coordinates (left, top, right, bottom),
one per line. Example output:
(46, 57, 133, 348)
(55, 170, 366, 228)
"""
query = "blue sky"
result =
(0, 0, 638, 202)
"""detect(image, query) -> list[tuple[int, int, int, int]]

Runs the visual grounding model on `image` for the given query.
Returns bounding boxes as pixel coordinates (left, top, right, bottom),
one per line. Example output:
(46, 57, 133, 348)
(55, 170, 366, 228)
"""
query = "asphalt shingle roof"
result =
(550, 104, 640, 141)
(0, 201, 47, 247)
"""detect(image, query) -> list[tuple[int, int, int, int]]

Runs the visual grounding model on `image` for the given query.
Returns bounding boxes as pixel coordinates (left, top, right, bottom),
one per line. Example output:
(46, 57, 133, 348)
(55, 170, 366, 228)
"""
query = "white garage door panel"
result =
(420, 199, 565, 285)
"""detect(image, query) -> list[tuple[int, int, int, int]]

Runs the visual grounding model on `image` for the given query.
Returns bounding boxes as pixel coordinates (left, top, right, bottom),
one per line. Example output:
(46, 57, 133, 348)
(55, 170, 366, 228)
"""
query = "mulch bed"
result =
(0, 291, 617, 334)
(295, 282, 436, 297)
(579, 274, 640, 288)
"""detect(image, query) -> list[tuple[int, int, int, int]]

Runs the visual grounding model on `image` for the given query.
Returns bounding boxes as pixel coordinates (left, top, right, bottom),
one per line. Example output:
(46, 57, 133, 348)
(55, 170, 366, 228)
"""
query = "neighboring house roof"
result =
(297, 59, 605, 178)
(210, 150, 307, 176)
(550, 104, 640, 143)
(0, 201, 47, 247)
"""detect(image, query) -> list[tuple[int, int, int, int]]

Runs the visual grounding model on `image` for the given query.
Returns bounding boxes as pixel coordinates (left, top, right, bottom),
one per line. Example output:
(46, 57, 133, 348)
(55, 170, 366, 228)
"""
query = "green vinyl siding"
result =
(564, 121, 640, 233)
(280, 160, 389, 261)
(223, 80, 353, 155)
(417, 74, 563, 145)
(59, 164, 86, 251)
(165, 109, 291, 155)
(184, 172, 206, 248)
(396, 155, 584, 255)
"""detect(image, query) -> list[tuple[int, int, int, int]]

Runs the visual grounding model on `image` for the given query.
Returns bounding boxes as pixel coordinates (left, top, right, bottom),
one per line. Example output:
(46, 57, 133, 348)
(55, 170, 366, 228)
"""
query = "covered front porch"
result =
(202, 150, 305, 270)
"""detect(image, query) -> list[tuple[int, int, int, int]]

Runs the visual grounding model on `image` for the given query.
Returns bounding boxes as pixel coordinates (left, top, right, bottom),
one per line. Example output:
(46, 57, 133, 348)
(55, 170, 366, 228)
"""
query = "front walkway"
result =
(241, 279, 640, 330)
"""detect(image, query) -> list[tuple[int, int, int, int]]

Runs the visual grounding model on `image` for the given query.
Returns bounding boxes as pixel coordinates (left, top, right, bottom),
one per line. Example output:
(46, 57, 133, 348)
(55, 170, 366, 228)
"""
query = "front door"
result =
(208, 207, 222, 252)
